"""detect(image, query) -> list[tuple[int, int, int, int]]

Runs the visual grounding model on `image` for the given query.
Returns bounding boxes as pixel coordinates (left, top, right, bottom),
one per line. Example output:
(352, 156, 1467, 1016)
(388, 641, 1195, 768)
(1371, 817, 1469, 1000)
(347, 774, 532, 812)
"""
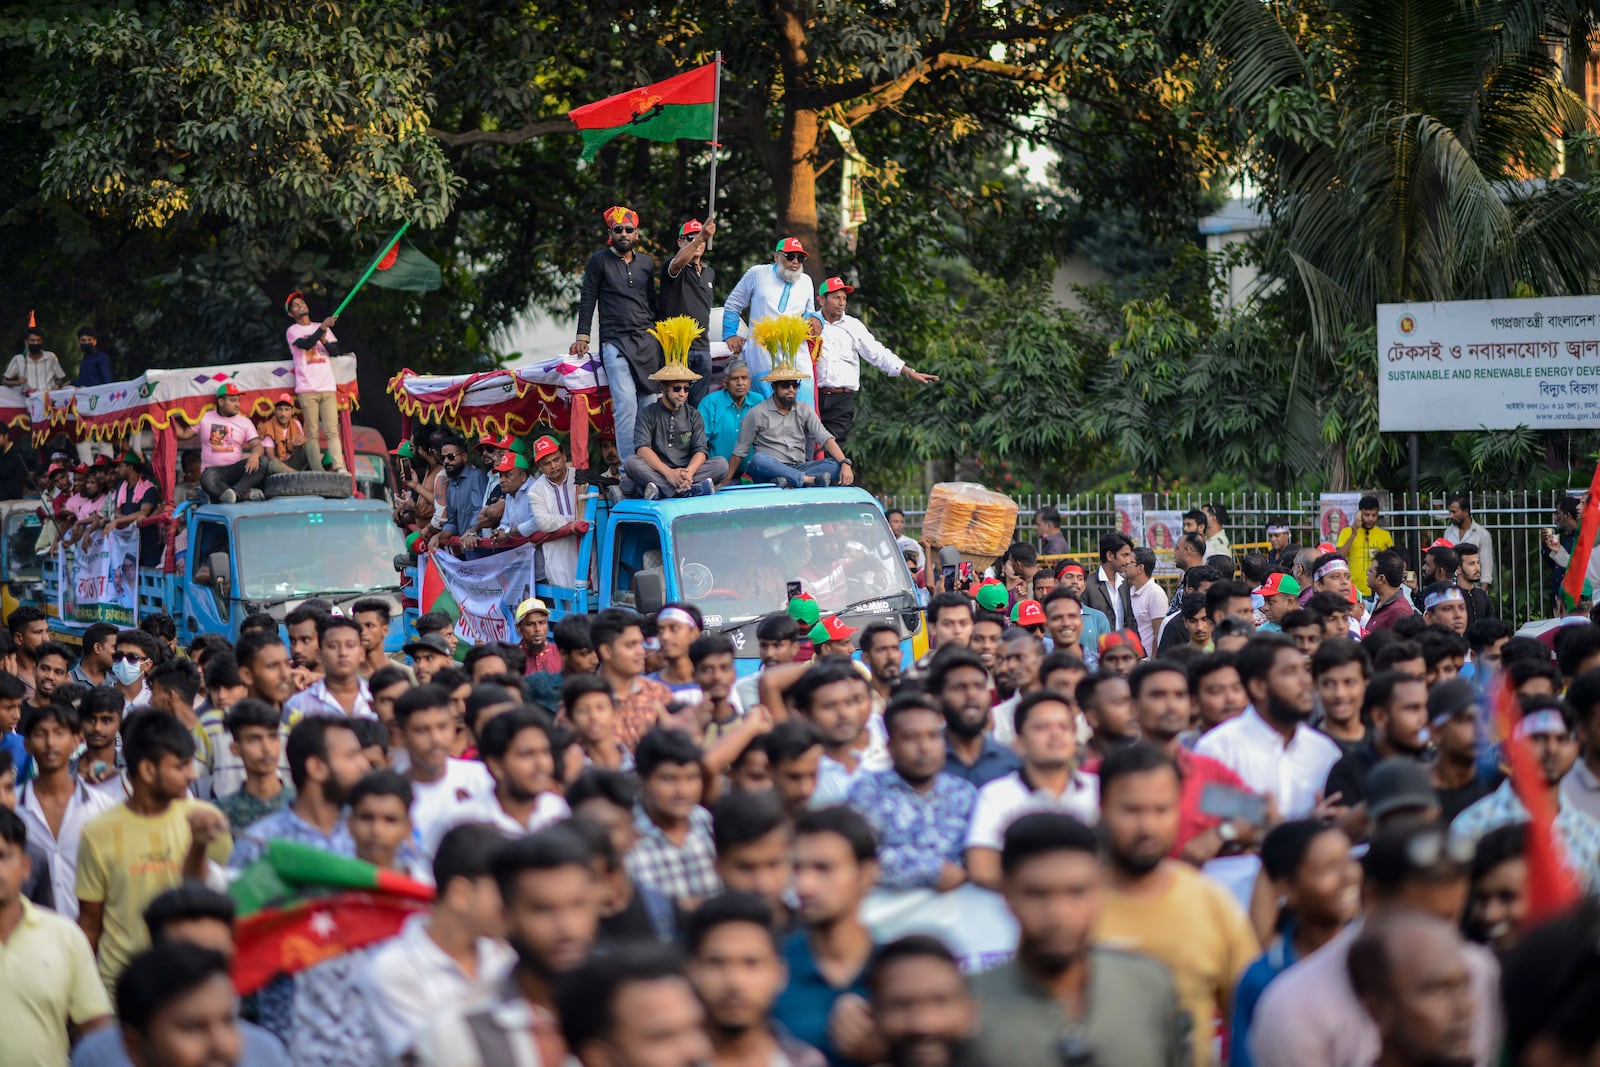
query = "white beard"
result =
(777, 263, 803, 284)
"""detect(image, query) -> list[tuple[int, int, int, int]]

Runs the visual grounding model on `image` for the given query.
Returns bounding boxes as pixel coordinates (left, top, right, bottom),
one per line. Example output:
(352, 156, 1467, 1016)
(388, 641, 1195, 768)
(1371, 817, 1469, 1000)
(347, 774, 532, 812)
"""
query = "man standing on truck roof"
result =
(528, 436, 588, 588)
(724, 361, 853, 490)
(283, 290, 348, 475)
(660, 217, 718, 408)
(722, 237, 818, 404)
(3, 320, 67, 395)
(173, 383, 266, 504)
(812, 276, 939, 446)
(622, 356, 726, 499)
(572, 205, 660, 473)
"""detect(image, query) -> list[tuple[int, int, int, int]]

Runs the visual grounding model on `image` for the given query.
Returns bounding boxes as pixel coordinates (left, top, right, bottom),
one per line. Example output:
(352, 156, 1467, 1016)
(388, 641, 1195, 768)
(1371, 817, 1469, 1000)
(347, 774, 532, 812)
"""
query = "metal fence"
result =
(884, 489, 1575, 628)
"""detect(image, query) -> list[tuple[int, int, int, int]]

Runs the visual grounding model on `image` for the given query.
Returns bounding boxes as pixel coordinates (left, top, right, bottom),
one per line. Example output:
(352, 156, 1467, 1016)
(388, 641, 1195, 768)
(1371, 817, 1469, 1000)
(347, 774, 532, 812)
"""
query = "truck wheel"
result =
(261, 472, 353, 500)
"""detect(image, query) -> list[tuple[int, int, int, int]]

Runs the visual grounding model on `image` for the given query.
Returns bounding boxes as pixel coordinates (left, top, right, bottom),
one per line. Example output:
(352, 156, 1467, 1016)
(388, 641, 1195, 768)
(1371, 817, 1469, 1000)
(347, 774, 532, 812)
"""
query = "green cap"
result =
(405, 530, 425, 551)
(787, 595, 820, 627)
(391, 440, 415, 460)
(974, 582, 1008, 613)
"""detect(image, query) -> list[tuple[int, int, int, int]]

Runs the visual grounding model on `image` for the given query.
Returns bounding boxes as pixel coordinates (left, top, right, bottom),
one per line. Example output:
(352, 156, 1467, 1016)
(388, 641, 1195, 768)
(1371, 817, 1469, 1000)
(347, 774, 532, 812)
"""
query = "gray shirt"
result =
(969, 951, 1187, 1067)
(732, 396, 832, 466)
(634, 397, 708, 468)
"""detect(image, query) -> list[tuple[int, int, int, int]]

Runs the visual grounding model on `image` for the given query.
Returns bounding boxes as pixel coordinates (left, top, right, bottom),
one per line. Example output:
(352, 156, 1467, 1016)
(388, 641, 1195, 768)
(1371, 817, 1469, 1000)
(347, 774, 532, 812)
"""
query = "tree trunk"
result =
(774, 105, 825, 283)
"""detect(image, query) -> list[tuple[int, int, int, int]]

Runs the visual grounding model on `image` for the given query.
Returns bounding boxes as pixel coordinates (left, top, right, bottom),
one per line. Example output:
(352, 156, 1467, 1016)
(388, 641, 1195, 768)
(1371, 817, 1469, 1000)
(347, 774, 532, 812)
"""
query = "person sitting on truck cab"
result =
(173, 382, 267, 504)
(527, 435, 588, 588)
(622, 358, 727, 500)
(257, 393, 309, 473)
(724, 360, 853, 490)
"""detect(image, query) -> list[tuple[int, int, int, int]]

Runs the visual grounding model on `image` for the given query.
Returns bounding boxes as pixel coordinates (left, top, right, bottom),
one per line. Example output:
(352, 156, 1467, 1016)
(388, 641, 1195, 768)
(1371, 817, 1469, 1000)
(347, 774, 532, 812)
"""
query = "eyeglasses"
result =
(612, 226, 636, 234)
(112, 652, 146, 664)
(442, 451, 464, 460)
(782, 252, 806, 262)
(1404, 828, 1476, 868)
(665, 384, 690, 393)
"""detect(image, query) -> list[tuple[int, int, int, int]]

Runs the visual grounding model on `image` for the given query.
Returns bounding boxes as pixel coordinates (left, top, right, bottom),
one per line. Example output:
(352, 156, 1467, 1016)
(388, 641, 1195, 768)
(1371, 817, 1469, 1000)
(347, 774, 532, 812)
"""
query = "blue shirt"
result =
(1231, 928, 1300, 1067)
(74, 347, 113, 387)
(699, 388, 762, 463)
(1, 728, 32, 784)
(845, 768, 975, 889)
(72, 1020, 290, 1067)
(773, 931, 872, 1067)
(942, 735, 1021, 788)
(439, 464, 488, 534)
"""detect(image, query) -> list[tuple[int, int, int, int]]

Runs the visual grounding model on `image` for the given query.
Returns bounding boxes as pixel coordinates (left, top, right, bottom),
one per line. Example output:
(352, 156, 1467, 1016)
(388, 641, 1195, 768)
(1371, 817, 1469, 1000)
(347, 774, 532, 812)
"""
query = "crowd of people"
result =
(0, 478, 1597, 1067)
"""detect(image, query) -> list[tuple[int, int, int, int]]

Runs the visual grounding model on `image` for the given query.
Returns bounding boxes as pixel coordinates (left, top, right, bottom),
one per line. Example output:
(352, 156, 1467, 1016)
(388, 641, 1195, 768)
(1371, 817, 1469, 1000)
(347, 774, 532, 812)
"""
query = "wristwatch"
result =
(841, 458, 853, 466)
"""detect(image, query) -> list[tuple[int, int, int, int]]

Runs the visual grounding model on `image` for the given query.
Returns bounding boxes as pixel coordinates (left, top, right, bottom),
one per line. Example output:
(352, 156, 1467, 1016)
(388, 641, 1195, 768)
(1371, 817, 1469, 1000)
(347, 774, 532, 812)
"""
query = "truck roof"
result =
(189, 497, 394, 519)
(607, 484, 887, 520)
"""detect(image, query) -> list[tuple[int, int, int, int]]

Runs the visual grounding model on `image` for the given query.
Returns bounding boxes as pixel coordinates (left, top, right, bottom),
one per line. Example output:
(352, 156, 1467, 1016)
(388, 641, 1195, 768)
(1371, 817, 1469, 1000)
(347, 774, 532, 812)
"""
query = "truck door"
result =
(607, 520, 665, 612)
(184, 520, 232, 637)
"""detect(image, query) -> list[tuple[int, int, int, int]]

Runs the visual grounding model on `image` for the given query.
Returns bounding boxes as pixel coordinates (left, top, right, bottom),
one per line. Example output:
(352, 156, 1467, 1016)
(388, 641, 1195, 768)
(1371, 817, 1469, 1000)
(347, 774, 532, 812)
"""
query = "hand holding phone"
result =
(1199, 782, 1268, 826)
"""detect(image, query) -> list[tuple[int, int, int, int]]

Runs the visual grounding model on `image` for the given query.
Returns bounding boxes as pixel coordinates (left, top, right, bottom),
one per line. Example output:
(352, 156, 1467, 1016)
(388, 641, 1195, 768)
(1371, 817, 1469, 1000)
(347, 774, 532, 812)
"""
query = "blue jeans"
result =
(602, 343, 639, 455)
(687, 347, 712, 408)
(743, 452, 840, 487)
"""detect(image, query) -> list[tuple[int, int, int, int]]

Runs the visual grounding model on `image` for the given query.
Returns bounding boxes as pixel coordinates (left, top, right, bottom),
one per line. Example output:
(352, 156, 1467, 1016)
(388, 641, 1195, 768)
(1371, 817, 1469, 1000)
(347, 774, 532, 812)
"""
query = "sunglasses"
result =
(782, 252, 806, 262)
(612, 226, 636, 234)
(665, 383, 690, 393)
(113, 651, 146, 664)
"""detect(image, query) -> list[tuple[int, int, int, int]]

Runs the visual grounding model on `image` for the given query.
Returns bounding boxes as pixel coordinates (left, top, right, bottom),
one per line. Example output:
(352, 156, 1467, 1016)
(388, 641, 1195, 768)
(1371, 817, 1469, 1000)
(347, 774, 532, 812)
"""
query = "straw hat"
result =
(763, 362, 808, 383)
(649, 361, 702, 383)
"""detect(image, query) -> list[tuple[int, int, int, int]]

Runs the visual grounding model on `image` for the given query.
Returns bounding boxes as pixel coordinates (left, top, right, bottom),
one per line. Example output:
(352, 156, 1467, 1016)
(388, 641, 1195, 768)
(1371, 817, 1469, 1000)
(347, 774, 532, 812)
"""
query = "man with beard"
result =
(1077, 672, 1138, 766)
(572, 206, 660, 467)
(794, 661, 886, 806)
(929, 648, 1019, 787)
(858, 622, 903, 718)
(1197, 633, 1341, 819)
(1127, 660, 1261, 864)
(970, 812, 1186, 1066)
(363, 822, 516, 1065)
(723, 237, 819, 403)
(868, 936, 981, 1067)
(426, 709, 570, 851)
(966, 691, 1098, 889)
(1348, 913, 1477, 1067)
(687, 892, 827, 1067)
(845, 694, 975, 891)
(1093, 743, 1260, 1067)
(725, 363, 852, 489)
(229, 717, 366, 869)
(417, 824, 601, 1067)
(989, 630, 1043, 747)
(1323, 671, 1430, 819)
(773, 806, 881, 1067)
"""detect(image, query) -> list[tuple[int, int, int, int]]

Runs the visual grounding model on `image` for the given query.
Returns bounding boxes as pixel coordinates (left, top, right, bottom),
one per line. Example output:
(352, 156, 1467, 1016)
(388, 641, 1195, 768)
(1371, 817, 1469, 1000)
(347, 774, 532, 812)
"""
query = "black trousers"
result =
(818, 389, 857, 445)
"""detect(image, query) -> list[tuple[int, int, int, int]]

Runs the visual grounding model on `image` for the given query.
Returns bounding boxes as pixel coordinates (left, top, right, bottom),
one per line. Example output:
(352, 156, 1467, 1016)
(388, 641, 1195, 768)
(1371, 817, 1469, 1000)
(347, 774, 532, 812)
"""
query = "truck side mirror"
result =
(208, 551, 231, 601)
(635, 568, 665, 615)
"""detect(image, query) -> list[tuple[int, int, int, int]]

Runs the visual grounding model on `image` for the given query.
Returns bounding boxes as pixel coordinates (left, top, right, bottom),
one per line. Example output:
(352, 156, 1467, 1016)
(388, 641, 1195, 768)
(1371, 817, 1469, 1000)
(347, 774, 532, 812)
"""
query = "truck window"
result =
(610, 522, 663, 608)
(192, 521, 229, 585)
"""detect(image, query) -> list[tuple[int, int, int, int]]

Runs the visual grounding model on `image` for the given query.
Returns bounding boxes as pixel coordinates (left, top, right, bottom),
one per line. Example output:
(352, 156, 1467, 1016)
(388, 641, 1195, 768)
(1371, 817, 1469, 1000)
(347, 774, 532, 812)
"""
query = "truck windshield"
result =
(671, 503, 917, 627)
(235, 510, 406, 601)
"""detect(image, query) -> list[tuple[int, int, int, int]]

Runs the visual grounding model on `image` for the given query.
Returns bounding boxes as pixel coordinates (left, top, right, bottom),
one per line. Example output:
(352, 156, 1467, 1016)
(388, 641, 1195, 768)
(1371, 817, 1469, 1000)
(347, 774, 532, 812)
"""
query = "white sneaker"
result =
(219, 489, 236, 504)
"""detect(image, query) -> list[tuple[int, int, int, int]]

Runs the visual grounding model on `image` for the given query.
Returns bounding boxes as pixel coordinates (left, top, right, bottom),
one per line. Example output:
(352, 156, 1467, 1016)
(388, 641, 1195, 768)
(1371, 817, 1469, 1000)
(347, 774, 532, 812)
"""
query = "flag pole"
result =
(706, 53, 722, 250)
(332, 221, 412, 318)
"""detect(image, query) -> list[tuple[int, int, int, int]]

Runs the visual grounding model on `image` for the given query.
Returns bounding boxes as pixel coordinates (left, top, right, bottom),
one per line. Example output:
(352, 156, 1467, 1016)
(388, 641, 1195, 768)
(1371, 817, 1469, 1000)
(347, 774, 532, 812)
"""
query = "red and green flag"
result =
(229, 840, 434, 995)
(568, 62, 717, 161)
(332, 222, 442, 317)
(1562, 456, 1600, 609)
(417, 554, 468, 662)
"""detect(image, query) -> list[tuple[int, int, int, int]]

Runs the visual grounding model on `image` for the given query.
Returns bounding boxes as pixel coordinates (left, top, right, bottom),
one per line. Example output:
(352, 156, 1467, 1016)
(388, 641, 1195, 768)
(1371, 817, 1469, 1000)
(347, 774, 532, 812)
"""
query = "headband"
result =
(1058, 563, 1086, 576)
(1423, 587, 1465, 612)
(1314, 559, 1351, 581)
(1514, 709, 1568, 740)
(657, 606, 700, 631)
(1265, 524, 1290, 535)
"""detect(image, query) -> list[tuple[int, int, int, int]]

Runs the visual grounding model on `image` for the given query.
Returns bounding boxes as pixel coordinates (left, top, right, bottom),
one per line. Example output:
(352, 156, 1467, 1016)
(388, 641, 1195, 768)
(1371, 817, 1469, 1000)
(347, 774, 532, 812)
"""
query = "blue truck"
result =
(405, 483, 928, 671)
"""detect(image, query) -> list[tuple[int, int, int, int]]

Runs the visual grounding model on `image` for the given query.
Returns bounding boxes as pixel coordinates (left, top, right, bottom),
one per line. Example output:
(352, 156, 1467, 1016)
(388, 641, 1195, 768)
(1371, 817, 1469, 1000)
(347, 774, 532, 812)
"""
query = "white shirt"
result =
(1443, 520, 1495, 584)
(990, 692, 1021, 747)
(966, 769, 1099, 850)
(1129, 579, 1169, 656)
(409, 758, 497, 855)
(1098, 565, 1128, 630)
(284, 678, 374, 723)
(17, 778, 116, 918)
(528, 468, 580, 587)
(421, 790, 571, 855)
(498, 478, 535, 538)
(721, 264, 817, 380)
(360, 912, 515, 1064)
(812, 735, 892, 808)
(814, 313, 905, 390)
(1194, 705, 1340, 818)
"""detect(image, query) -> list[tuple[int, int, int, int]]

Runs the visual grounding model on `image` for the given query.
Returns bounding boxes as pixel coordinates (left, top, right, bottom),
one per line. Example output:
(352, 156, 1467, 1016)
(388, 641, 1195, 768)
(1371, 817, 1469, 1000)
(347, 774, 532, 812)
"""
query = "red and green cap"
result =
(532, 436, 562, 463)
(974, 581, 1008, 613)
(1098, 628, 1145, 656)
(787, 593, 820, 627)
(283, 290, 304, 315)
(1254, 573, 1302, 599)
(405, 530, 426, 552)
(775, 237, 806, 255)
(679, 219, 703, 238)
(478, 432, 516, 451)
(818, 276, 854, 296)
(389, 440, 414, 459)
(1013, 599, 1046, 627)
(494, 451, 531, 473)
(216, 382, 242, 397)
(809, 615, 855, 644)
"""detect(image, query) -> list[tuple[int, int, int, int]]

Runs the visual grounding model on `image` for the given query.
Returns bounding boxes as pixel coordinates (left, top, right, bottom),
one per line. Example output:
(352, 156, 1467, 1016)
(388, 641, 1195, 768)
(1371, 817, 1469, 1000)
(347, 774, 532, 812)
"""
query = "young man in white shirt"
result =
(810, 275, 939, 445)
(526, 435, 587, 588)
(283, 616, 373, 725)
(425, 708, 569, 852)
(16, 702, 115, 917)
(966, 689, 1098, 888)
(1128, 547, 1170, 656)
(394, 685, 494, 854)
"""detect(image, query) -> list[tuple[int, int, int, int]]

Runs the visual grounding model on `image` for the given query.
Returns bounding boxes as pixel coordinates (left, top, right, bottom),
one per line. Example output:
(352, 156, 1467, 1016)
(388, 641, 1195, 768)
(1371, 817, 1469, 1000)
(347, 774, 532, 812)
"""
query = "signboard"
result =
(59, 527, 139, 626)
(1114, 494, 1145, 545)
(1378, 296, 1600, 430)
(418, 543, 537, 649)
(1319, 493, 1362, 544)
(1144, 510, 1184, 576)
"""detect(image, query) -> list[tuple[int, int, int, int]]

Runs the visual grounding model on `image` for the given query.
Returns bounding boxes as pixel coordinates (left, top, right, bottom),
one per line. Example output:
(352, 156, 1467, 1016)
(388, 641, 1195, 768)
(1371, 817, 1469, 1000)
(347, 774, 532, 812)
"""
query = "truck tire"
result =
(261, 472, 352, 500)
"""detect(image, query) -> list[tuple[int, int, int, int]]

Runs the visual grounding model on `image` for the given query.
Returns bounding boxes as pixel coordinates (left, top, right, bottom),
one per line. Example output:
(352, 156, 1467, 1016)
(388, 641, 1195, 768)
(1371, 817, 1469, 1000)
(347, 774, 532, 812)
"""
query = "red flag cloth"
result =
(232, 891, 429, 995)
(567, 63, 717, 161)
(1562, 457, 1600, 607)
(1491, 677, 1582, 923)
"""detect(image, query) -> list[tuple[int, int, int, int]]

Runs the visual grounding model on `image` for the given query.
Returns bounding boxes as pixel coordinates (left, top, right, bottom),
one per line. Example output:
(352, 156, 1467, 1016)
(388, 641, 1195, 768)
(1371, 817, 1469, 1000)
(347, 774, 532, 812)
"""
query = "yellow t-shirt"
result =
(1335, 524, 1393, 596)
(75, 798, 233, 993)
(0, 897, 112, 1065)
(1094, 862, 1260, 1067)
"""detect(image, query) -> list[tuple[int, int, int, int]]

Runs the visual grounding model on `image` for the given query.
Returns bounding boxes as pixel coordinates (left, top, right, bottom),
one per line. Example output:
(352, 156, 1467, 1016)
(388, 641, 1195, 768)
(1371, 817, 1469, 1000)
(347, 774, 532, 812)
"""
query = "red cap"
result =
(478, 432, 515, 450)
(1015, 599, 1046, 626)
(531, 436, 561, 463)
(775, 237, 806, 255)
(1098, 629, 1146, 657)
(679, 219, 703, 238)
(72, 463, 87, 474)
(816, 615, 855, 643)
(217, 382, 242, 397)
(1254, 572, 1302, 598)
(92, 455, 111, 467)
(1317, 542, 1337, 554)
(283, 291, 303, 315)
(275, 392, 295, 406)
(819, 276, 854, 296)
(1429, 537, 1454, 549)
(493, 451, 529, 474)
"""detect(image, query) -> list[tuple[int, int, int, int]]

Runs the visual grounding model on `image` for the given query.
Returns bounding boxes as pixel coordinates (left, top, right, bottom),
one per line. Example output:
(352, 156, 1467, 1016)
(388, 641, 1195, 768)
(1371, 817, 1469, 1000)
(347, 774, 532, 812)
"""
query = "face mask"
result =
(112, 658, 143, 685)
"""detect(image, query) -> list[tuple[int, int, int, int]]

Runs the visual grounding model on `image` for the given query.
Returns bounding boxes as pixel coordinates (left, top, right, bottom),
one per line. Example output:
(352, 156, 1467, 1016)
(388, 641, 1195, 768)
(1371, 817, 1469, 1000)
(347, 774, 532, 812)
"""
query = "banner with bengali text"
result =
(419, 544, 536, 648)
(58, 527, 139, 626)
(1378, 297, 1600, 430)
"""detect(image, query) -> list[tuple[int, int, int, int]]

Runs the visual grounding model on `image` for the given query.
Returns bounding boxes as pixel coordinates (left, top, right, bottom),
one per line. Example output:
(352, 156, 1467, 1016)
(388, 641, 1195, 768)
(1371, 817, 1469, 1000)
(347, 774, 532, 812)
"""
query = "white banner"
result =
(860, 884, 1017, 974)
(1114, 494, 1145, 546)
(1378, 296, 1600, 430)
(1318, 493, 1362, 544)
(1144, 510, 1184, 576)
(58, 527, 140, 626)
(423, 543, 537, 647)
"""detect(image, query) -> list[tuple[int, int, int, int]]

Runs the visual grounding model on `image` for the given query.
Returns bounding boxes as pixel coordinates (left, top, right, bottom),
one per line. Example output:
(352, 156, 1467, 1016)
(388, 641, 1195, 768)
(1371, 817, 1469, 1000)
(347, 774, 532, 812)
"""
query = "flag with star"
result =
(229, 840, 434, 995)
